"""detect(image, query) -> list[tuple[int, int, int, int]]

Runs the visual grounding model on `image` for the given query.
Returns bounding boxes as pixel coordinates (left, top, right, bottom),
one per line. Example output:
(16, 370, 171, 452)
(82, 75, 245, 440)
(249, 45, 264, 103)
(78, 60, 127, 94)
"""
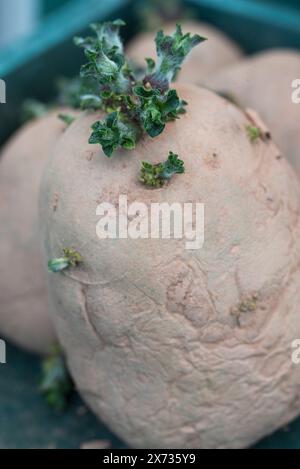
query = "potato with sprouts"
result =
(40, 21, 300, 448)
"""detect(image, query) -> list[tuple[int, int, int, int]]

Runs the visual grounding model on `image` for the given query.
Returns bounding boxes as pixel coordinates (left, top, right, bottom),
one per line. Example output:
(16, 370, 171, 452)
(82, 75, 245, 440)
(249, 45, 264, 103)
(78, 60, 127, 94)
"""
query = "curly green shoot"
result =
(48, 248, 83, 273)
(74, 20, 205, 157)
(140, 151, 185, 187)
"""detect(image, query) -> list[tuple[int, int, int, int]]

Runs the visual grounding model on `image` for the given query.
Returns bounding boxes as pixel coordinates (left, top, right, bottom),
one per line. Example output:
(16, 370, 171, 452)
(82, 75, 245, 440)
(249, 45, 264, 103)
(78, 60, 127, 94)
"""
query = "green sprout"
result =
(140, 151, 185, 187)
(231, 294, 259, 322)
(238, 294, 259, 313)
(148, 24, 205, 88)
(58, 113, 76, 126)
(74, 20, 205, 157)
(40, 345, 73, 412)
(48, 248, 83, 273)
(89, 111, 139, 157)
(74, 20, 131, 102)
(246, 125, 261, 142)
(134, 85, 186, 138)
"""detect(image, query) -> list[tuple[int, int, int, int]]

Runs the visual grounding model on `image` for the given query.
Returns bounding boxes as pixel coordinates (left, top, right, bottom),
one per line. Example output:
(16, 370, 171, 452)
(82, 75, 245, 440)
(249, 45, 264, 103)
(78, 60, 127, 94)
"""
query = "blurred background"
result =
(0, 0, 71, 49)
(1, 0, 300, 50)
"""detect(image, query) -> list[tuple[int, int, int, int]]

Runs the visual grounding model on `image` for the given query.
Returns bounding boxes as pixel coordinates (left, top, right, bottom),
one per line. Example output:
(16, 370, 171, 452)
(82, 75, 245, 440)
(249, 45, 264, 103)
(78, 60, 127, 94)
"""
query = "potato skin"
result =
(204, 50, 300, 176)
(126, 21, 242, 84)
(0, 112, 67, 355)
(40, 84, 300, 448)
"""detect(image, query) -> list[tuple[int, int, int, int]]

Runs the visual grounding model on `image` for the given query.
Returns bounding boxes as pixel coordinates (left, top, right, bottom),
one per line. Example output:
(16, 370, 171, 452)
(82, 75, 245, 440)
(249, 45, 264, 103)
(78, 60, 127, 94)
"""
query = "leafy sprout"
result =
(147, 24, 206, 89)
(134, 85, 186, 137)
(48, 248, 83, 273)
(40, 345, 73, 412)
(74, 20, 131, 101)
(89, 111, 139, 157)
(74, 20, 205, 157)
(140, 151, 185, 187)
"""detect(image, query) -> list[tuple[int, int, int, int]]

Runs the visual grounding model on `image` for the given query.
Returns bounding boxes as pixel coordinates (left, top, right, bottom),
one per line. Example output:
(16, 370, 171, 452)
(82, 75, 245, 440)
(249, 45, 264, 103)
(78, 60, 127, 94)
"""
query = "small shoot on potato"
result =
(245, 109, 272, 143)
(140, 151, 185, 187)
(40, 345, 73, 412)
(89, 111, 139, 157)
(74, 20, 206, 157)
(58, 113, 76, 127)
(48, 248, 83, 273)
(146, 24, 204, 88)
(231, 293, 259, 324)
(246, 125, 261, 143)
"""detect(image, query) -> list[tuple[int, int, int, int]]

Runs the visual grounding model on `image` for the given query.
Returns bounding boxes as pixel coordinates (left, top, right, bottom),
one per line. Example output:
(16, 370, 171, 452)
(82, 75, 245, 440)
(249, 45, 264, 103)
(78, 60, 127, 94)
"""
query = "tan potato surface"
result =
(41, 85, 300, 447)
(204, 50, 300, 176)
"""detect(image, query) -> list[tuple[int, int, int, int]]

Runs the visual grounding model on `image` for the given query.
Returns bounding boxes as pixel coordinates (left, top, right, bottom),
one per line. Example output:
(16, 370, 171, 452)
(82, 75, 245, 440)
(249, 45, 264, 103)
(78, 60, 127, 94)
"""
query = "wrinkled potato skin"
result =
(41, 85, 300, 448)
(126, 21, 242, 84)
(0, 112, 68, 354)
(204, 50, 300, 176)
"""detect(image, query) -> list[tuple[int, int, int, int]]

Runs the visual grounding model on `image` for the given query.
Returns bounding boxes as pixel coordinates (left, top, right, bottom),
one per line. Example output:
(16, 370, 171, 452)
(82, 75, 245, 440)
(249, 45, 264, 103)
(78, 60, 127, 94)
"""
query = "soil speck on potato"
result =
(204, 152, 220, 169)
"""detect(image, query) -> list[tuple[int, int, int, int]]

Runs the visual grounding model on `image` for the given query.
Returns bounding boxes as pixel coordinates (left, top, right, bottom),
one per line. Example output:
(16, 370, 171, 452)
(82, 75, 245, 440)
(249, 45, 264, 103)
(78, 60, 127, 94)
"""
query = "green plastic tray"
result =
(1, 0, 300, 449)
